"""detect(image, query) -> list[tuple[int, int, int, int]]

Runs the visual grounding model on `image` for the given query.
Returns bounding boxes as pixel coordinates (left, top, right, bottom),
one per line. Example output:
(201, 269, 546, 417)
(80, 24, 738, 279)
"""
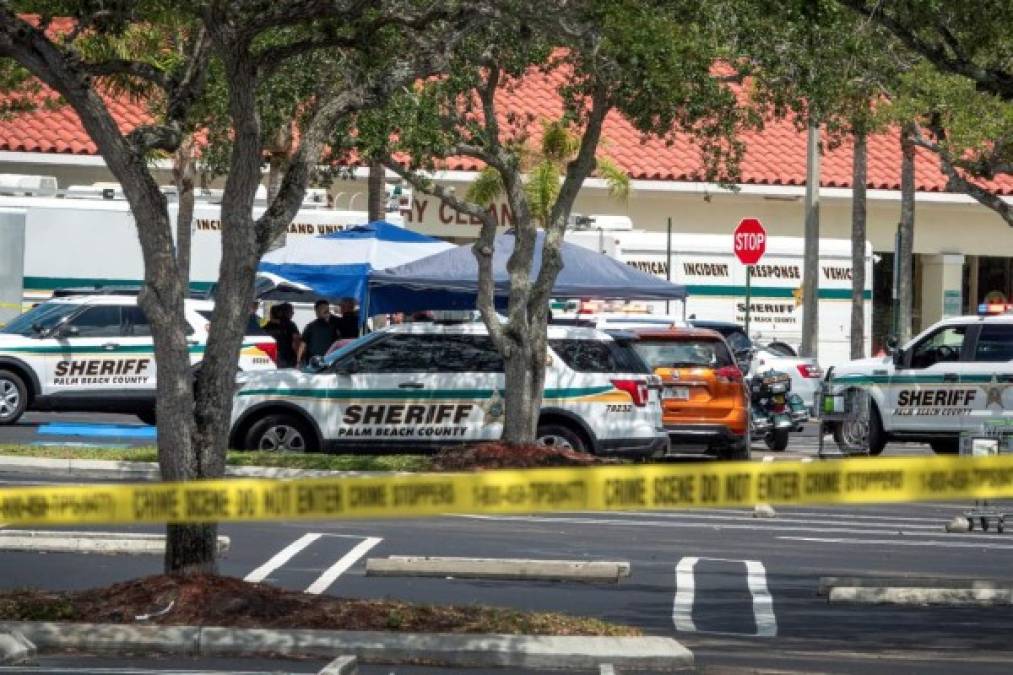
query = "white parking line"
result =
(570, 511, 943, 530)
(673, 557, 698, 632)
(745, 560, 777, 637)
(244, 533, 322, 583)
(673, 556, 777, 638)
(782, 536, 1013, 551)
(305, 536, 383, 595)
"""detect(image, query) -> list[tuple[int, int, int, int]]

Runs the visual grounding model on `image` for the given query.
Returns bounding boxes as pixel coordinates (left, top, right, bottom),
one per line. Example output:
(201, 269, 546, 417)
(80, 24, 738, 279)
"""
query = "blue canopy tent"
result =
(257, 221, 455, 309)
(367, 231, 687, 315)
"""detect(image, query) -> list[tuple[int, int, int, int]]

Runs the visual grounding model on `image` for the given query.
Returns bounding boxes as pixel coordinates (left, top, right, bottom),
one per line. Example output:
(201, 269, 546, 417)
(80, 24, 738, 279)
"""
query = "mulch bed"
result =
(0, 574, 638, 636)
(430, 442, 616, 471)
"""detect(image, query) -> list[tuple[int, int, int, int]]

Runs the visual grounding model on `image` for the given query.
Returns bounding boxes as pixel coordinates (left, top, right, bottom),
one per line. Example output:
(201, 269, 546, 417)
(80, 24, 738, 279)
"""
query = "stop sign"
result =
(734, 218, 766, 265)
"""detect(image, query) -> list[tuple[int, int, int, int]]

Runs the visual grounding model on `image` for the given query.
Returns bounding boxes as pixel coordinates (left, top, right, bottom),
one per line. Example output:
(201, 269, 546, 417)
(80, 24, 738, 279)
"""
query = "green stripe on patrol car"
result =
(237, 385, 615, 400)
(832, 373, 994, 385)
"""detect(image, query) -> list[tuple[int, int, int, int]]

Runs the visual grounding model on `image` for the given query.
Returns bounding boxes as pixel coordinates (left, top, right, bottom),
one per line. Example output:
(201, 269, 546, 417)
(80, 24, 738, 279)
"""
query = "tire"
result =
(244, 413, 318, 453)
(833, 393, 887, 456)
(535, 424, 587, 453)
(136, 408, 157, 426)
(765, 428, 790, 452)
(0, 369, 27, 426)
(718, 426, 750, 461)
(930, 438, 960, 454)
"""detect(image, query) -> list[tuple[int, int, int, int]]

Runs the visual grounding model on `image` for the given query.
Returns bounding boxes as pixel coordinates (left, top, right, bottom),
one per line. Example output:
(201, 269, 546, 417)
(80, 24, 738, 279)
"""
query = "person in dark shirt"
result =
(336, 297, 361, 339)
(298, 300, 341, 365)
(263, 303, 301, 368)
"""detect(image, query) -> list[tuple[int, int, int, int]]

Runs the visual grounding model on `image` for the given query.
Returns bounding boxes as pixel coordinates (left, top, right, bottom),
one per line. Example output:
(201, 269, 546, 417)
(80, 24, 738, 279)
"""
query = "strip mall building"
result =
(1, 67, 1011, 354)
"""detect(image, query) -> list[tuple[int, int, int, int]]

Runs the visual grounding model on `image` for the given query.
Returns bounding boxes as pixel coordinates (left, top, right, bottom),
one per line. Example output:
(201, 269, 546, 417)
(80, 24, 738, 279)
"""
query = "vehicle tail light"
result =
(612, 379, 649, 407)
(716, 365, 743, 382)
(255, 340, 278, 365)
(797, 363, 823, 378)
(772, 401, 786, 413)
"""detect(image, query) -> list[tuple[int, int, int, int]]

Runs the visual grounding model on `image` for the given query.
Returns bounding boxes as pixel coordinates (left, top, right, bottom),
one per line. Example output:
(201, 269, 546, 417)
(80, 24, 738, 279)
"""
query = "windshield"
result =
(0, 302, 79, 336)
(634, 338, 733, 369)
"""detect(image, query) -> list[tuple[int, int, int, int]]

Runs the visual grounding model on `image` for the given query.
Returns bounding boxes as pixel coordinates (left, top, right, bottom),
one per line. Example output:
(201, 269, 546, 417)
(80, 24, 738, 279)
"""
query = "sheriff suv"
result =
(0, 293, 278, 426)
(827, 306, 1013, 455)
(229, 323, 669, 455)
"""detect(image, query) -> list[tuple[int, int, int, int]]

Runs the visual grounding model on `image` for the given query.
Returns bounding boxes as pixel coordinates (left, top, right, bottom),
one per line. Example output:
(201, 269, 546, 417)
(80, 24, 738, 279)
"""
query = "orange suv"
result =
(631, 328, 749, 460)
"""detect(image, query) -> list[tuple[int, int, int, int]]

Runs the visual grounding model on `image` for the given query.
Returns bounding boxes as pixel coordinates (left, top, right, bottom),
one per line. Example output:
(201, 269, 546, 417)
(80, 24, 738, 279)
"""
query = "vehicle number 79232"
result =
(606, 404, 633, 413)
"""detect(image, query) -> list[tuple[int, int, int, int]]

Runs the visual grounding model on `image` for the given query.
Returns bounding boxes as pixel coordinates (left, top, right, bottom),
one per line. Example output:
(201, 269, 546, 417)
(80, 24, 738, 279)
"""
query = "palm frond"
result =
(540, 120, 579, 164)
(596, 156, 631, 203)
(466, 166, 504, 206)
(524, 159, 561, 225)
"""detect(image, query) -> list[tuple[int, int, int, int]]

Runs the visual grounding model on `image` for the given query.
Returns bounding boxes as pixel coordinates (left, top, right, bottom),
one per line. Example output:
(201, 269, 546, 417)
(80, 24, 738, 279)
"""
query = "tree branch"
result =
(84, 58, 172, 90)
(838, 0, 1013, 100)
(911, 123, 1013, 227)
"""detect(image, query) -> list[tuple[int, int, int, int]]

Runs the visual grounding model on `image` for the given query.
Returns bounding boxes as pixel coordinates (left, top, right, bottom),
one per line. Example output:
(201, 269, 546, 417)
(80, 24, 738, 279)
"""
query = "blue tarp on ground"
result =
(366, 230, 687, 315)
(257, 221, 454, 307)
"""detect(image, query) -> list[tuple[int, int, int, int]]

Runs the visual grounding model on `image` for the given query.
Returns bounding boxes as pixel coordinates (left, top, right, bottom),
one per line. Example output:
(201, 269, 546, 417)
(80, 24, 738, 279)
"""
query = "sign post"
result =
(734, 218, 767, 338)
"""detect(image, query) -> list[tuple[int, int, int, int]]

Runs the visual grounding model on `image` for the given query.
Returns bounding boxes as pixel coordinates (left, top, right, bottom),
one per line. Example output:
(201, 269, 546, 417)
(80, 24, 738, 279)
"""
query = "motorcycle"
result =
(747, 367, 809, 451)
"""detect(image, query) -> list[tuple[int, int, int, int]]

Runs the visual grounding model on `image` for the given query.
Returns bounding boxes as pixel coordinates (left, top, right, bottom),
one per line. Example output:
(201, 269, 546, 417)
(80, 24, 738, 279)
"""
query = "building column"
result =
(920, 254, 965, 326)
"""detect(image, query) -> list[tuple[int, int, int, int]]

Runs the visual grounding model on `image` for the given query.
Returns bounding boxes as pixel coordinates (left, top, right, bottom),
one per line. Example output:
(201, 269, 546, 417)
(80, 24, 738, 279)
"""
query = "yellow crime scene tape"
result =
(2, 454, 1013, 527)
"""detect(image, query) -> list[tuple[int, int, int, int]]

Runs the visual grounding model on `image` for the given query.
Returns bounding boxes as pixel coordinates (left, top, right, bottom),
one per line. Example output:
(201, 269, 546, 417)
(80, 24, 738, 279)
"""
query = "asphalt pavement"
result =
(1, 413, 1011, 672)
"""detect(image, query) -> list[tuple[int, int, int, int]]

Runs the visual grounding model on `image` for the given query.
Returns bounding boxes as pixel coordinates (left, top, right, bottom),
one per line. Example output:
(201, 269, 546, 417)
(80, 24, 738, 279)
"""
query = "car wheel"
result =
(536, 424, 586, 453)
(245, 414, 317, 453)
(0, 370, 27, 426)
(136, 408, 157, 426)
(930, 438, 959, 454)
(833, 392, 886, 456)
(765, 428, 790, 452)
(719, 433, 750, 461)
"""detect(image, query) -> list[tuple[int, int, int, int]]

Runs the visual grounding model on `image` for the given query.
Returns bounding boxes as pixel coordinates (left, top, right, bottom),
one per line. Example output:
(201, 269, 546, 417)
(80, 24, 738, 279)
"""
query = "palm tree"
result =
(465, 120, 630, 226)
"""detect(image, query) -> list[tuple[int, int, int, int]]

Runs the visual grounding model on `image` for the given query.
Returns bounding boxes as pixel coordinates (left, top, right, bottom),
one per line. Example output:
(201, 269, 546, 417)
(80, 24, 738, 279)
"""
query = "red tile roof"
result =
(2, 61, 1012, 195)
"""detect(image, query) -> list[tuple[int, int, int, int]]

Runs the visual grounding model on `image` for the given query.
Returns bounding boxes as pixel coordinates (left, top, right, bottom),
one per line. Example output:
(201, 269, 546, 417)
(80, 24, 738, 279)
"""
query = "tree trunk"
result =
(800, 116, 821, 358)
(898, 123, 916, 343)
(501, 341, 540, 443)
(367, 159, 386, 222)
(173, 137, 196, 290)
(850, 128, 867, 359)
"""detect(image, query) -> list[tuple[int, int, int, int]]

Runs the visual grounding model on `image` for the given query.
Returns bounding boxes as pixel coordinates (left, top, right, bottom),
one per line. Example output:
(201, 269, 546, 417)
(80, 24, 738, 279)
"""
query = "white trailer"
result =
(565, 219, 874, 368)
(0, 179, 397, 304)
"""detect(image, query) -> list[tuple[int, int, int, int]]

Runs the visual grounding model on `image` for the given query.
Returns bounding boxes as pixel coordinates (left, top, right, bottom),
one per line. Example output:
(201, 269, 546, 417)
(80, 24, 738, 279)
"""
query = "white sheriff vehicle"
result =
(0, 292, 278, 425)
(229, 323, 669, 455)
(827, 305, 1013, 455)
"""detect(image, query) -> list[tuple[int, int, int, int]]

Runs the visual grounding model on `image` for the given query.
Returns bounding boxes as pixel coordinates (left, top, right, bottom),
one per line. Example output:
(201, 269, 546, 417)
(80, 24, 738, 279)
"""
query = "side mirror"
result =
(308, 355, 325, 371)
(892, 348, 905, 367)
(58, 324, 79, 338)
(885, 335, 899, 353)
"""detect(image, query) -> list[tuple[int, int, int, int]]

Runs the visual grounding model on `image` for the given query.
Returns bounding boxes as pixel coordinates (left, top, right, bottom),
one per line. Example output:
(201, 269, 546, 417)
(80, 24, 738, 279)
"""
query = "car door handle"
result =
(942, 373, 959, 383)
(398, 382, 425, 389)
(101, 342, 120, 351)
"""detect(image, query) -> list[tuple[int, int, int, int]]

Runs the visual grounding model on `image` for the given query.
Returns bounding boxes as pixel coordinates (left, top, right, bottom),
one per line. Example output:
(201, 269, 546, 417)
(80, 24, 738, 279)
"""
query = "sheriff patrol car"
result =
(229, 323, 670, 455)
(0, 293, 278, 425)
(827, 305, 1013, 454)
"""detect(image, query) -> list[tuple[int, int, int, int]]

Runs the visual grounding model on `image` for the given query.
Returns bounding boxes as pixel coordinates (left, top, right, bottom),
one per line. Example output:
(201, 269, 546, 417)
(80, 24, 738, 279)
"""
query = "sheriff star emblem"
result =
(984, 375, 1009, 409)
(481, 390, 505, 426)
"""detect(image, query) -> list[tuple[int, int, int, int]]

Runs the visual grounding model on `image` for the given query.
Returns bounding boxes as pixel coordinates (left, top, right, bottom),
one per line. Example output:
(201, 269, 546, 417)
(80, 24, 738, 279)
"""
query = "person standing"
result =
(298, 300, 341, 365)
(336, 297, 361, 339)
(264, 303, 301, 368)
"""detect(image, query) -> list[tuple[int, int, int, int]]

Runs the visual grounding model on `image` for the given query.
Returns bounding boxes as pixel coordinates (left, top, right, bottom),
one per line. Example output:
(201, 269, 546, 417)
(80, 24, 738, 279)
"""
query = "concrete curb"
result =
(0, 631, 35, 665)
(817, 576, 1013, 596)
(366, 556, 631, 583)
(0, 622, 693, 671)
(827, 586, 1013, 606)
(318, 655, 357, 675)
(0, 530, 230, 555)
(0, 455, 403, 480)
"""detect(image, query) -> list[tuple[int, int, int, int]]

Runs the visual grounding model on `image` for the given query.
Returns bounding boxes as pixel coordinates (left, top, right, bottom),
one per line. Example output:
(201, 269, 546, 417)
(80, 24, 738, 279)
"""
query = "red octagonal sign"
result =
(734, 217, 766, 265)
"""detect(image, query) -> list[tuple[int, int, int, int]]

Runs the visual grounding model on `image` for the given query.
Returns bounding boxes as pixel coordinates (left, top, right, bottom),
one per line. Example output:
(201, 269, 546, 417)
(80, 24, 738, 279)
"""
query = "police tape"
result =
(2, 454, 1013, 527)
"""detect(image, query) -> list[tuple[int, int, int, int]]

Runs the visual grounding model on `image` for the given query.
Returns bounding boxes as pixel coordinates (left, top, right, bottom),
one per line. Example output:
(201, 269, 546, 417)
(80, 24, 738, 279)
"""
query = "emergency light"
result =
(978, 303, 1013, 315)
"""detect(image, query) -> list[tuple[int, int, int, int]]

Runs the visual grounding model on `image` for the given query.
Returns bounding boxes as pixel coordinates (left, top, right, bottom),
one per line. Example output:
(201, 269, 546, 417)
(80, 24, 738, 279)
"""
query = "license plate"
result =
(664, 386, 690, 400)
